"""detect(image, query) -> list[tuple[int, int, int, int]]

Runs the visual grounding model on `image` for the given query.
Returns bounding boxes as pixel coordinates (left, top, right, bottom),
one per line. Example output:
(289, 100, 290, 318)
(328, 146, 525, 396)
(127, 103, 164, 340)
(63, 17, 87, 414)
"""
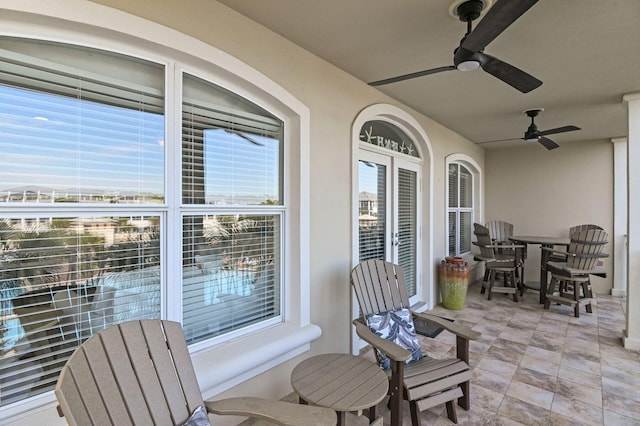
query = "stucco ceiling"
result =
(217, 0, 640, 150)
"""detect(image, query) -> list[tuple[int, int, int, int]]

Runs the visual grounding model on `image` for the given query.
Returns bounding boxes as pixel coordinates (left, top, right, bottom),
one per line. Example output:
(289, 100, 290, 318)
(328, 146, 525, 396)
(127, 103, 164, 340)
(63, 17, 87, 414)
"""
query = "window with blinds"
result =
(181, 73, 284, 344)
(447, 163, 473, 256)
(0, 38, 166, 407)
(0, 37, 288, 409)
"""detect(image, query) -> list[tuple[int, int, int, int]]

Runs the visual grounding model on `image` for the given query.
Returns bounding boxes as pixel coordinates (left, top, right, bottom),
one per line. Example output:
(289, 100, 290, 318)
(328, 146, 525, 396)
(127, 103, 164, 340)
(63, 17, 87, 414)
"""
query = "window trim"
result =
(445, 154, 482, 260)
(0, 4, 315, 422)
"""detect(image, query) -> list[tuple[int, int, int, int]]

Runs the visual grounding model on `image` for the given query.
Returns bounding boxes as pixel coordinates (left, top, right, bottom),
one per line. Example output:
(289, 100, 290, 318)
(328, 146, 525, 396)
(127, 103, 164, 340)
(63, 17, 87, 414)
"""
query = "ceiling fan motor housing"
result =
(456, 0, 484, 22)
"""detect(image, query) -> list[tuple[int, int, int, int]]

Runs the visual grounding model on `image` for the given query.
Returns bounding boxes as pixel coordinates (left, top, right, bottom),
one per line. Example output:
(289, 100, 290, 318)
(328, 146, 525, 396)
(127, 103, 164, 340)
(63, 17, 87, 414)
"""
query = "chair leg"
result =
(480, 268, 489, 294)
(487, 270, 495, 300)
(389, 362, 404, 426)
(445, 400, 458, 424)
(409, 401, 420, 426)
(572, 282, 580, 318)
(458, 381, 470, 410)
(544, 278, 554, 310)
(511, 271, 519, 302)
(583, 281, 593, 313)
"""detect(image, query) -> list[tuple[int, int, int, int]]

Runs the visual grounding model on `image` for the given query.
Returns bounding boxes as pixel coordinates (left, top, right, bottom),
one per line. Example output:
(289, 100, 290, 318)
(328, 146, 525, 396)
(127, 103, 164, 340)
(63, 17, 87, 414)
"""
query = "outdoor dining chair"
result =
(543, 228, 608, 317)
(55, 320, 336, 426)
(350, 259, 480, 426)
(485, 220, 514, 244)
(473, 223, 524, 301)
(546, 224, 604, 264)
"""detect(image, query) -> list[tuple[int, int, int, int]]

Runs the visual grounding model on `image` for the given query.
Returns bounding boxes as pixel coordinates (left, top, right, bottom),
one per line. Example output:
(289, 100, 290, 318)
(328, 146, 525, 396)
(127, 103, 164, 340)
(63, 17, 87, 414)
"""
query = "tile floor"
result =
(356, 280, 640, 425)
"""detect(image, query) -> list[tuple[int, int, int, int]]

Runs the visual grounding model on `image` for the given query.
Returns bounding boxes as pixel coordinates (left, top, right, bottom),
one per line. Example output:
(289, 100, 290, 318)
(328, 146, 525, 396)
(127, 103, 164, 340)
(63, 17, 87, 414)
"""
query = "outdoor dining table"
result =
(508, 235, 570, 304)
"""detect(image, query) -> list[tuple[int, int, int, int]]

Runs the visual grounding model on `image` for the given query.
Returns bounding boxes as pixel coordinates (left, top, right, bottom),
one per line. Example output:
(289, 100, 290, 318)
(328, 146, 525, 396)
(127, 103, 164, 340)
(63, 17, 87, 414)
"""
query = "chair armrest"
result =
(352, 318, 412, 362)
(569, 252, 609, 259)
(541, 247, 569, 257)
(411, 312, 480, 341)
(205, 397, 337, 426)
(473, 242, 523, 250)
(542, 247, 609, 259)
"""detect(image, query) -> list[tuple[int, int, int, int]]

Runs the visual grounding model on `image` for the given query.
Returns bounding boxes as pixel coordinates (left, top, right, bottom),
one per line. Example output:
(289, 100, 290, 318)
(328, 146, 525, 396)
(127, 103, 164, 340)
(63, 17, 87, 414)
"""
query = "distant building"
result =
(359, 191, 378, 216)
(70, 217, 117, 245)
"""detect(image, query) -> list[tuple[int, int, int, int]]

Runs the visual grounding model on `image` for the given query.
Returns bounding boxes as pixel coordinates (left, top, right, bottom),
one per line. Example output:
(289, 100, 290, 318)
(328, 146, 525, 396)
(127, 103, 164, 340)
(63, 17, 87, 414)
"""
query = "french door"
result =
(357, 150, 421, 303)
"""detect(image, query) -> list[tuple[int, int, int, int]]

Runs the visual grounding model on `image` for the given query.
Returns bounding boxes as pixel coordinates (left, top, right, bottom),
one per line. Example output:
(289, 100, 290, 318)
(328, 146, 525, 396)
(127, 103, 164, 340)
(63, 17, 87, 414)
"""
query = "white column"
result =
(622, 92, 640, 350)
(611, 137, 627, 297)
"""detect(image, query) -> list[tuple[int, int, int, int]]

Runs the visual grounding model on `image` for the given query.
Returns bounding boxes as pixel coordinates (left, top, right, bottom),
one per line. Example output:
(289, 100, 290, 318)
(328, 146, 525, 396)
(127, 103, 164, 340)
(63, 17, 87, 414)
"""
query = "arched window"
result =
(0, 8, 314, 417)
(446, 155, 481, 257)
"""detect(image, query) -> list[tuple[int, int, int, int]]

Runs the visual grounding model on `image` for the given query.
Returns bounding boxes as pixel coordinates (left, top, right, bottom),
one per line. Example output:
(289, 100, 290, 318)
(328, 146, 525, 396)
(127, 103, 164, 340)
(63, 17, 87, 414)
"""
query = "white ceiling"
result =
(217, 0, 640, 150)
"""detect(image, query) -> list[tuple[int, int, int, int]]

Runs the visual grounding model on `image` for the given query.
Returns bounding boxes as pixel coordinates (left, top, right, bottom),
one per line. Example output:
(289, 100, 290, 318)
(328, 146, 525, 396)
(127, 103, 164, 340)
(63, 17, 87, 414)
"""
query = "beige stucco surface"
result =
(485, 140, 614, 293)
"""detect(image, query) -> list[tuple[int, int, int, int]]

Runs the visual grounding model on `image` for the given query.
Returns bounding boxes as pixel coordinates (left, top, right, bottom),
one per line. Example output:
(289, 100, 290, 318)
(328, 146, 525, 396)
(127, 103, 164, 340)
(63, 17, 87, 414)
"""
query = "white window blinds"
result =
(182, 215, 281, 343)
(447, 163, 474, 256)
(181, 73, 284, 344)
(398, 168, 417, 297)
(0, 41, 165, 204)
(0, 216, 161, 406)
(0, 38, 165, 407)
(182, 74, 283, 206)
(358, 161, 386, 261)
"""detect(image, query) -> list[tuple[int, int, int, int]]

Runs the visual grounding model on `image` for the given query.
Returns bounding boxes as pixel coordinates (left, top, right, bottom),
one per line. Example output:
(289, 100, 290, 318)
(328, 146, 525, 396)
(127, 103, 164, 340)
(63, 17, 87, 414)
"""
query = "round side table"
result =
(291, 353, 388, 426)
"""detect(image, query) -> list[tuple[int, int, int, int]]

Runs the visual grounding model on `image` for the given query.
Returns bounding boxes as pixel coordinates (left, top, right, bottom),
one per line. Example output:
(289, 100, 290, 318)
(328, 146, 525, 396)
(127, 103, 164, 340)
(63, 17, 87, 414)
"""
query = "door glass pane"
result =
(358, 161, 386, 261)
(398, 168, 417, 297)
(359, 121, 419, 158)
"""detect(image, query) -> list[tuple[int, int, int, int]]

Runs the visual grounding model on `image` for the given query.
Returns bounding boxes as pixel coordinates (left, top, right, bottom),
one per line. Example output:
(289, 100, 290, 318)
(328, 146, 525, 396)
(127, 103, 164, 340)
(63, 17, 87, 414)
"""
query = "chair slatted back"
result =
(473, 223, 496, 260)
(351, 259, 410, 317)
(485, 220, 513, 242)
(55, 320, 204, 426)
(569, 224, 603, 236)
(567, 229, 608, 270)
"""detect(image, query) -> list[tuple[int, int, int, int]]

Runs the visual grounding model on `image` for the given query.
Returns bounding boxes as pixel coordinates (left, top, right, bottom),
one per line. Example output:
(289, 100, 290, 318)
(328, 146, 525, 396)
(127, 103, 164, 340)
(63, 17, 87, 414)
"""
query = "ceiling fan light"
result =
(525, 136, 539, 142)
(456, 60, 480, 71)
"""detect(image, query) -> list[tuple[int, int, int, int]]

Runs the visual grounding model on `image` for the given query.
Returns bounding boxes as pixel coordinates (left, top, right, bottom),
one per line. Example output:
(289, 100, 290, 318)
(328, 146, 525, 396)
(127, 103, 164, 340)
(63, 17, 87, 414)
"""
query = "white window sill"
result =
(2, 322, 322, 424)
(191, 322, 321, 399)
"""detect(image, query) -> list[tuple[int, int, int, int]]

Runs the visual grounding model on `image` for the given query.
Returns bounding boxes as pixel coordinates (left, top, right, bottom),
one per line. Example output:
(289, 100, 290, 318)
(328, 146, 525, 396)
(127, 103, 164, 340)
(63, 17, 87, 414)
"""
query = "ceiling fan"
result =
(369, 0, 542, 93)
(478, 108, 581, 150)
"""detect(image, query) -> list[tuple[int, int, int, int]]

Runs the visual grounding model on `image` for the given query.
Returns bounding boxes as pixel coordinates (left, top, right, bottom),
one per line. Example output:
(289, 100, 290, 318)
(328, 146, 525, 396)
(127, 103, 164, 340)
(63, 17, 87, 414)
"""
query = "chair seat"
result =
(547, 261, 606, 277)
(402, 358, 472, 400)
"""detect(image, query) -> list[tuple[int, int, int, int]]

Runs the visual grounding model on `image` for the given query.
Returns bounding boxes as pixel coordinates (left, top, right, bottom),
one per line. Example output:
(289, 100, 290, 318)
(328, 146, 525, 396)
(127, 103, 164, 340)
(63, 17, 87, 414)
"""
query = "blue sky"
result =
(0, 84, 280, 202)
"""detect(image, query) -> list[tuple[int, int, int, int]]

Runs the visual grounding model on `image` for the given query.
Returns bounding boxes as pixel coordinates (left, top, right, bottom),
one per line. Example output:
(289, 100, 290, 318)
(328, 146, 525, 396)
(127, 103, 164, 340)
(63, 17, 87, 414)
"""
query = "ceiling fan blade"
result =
(476, 137, 523, 144)
(461, 0, 539, 53)
(537, 125, 581, 137)
(224, 129, 265, 146)
(538, 136, 560, 150)
(368, 65, 455, 86)
(478, 53, 542, 93)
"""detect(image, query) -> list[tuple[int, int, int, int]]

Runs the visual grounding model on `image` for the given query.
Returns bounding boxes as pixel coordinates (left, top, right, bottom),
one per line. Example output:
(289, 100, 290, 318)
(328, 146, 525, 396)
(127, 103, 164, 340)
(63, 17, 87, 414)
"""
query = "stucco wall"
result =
(484, 140, 614, 293)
